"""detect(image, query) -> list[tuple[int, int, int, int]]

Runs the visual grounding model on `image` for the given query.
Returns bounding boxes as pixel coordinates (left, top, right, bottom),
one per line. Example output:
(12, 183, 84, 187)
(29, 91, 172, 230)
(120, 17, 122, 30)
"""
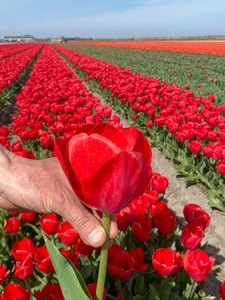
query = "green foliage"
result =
(65, 44, 225, 106)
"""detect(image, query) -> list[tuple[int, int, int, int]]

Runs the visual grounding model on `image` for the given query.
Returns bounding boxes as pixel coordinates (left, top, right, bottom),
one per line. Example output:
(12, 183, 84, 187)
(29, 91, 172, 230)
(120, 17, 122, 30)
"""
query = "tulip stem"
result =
(189, 280, 196, 300)
(95, 213, 110, 300)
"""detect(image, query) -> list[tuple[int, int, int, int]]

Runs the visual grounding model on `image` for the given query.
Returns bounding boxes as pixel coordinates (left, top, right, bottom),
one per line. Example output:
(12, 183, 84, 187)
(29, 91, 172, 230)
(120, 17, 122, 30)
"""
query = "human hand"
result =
(0, 146, 118, 247)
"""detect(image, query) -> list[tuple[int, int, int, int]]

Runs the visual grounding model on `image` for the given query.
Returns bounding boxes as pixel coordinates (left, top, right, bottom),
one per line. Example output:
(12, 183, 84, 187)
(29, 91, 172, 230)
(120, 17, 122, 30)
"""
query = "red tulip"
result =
(74, 238, 94, 257)
(128, 197, 148, 217)
(188, 140, 202, 155)
(219, 281, 225, 300)
(116, 207, 133, 231)
(132, 215, 152, 242)
(183, 204, 210, 230)
(39, 213, 59, 235)
(14, 254, 33, 280)
(217, 160, 225, 176)
(181, 224, 204, 249)
(152, 248, 183, 276)
(151, 201, 176, 235)
(0, 265, 10, 285)
(36, 284, 64, 300)
(4, 217, 21, 234)
(107, 251, 135, 280)
(108, 243, 123, 262)
(11, 238, 36, 261)
(54, 123, 151, 213)
(57, 221, 79, 246)
(183, 249, 215, 282)
(129, 248, 148, 272)
(0, 126, 10, 137)
(35, 245, 54, 274)
(150, 173, 168, 194)
(87, 283, 106, 300)
(0, 283, 30, 300)
(21, 212, 37, 224)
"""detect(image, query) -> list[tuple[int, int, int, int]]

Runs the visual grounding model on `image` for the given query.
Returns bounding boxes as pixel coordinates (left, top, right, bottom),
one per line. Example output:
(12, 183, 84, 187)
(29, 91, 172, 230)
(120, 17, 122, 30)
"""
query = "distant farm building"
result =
(3, 34, 35, 42)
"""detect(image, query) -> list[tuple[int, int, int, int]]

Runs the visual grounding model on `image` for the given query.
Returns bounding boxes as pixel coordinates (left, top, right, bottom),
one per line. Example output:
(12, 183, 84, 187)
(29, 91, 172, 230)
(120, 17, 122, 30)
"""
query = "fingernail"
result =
(88, 228, 105, 246)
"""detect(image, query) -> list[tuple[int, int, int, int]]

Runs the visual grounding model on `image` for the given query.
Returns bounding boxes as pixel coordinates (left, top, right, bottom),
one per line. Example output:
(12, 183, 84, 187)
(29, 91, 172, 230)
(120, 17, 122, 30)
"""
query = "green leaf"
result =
(168, 293, 181, 300)
(207, 191, 225, 212)
(148, 284, 161, 300)
(182, 282, 198, 300)
(159, 277, 175, 300)
(44, 235, 91, 300)
(81, 264, 92, 279)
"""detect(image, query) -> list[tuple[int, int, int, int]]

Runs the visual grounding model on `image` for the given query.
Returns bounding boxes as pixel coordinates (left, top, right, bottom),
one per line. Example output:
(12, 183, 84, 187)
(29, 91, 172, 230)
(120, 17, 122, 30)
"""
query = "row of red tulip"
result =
(0, 43, 37, 61)
(0, 44, 42, 94)
(53, 45, 225, 165)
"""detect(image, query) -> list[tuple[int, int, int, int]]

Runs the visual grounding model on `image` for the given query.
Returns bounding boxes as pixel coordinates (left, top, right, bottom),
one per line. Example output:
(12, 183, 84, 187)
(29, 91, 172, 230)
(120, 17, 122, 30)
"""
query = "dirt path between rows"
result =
(90, 87, 225, 299)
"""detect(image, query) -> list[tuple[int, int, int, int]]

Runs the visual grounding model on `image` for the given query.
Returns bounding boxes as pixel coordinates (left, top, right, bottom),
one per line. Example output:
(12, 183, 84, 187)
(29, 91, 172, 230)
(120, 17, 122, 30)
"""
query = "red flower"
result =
(181, 224, 204, 249)
(4, 217, 21, 233)
(36, 284, 64, 300)
(150, 173, 168, 194)
(0, 126, 10, 137)
(11, 238, 36, 261)
(107, 251, 135, 280)
(108, 243, 123, 262)
(54, 123, 151, 213)
(183, 249, 215, 282)
(57, 221, 79, 246)
(87, 283, 106, 300)
(132, 215, 152, 242)
(188, 140, 202, 155)
(183, 204, 210, 230)
(39, 213, 59, 235)
(116, 207, 133, 231)
(128, 197, 148, 217)
(141, 190, 159, 209)
(151, 201, 176, 235)
(0, 283, 30, 300)
(35, 245, 54, 273)
(219, 281, 225, 300)
(74, 238, 94, 257)
(0, 265, 10, 285)
(217, 160, 225, 176)
(203, 144, 212, 158)
(61, 249, 79, 269)
(129, 248, 148, 272)
(21, 212, 37, 224)
(14, 254, 33, 280)
(152, 248, 183, 276)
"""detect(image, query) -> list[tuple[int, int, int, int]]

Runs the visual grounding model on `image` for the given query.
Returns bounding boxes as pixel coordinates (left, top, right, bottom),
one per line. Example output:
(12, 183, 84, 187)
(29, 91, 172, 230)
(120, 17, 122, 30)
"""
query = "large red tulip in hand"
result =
(54, 123, 151, 213)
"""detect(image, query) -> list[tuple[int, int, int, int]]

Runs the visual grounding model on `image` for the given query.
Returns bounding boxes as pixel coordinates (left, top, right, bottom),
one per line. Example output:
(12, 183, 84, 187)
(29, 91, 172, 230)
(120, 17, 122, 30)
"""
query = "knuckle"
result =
(74, 214, 92, 232)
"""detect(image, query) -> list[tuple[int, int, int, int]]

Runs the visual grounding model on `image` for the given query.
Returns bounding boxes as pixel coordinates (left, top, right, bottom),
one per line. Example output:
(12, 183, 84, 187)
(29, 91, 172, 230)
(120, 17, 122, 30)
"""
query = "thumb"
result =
(59, 200, 106, 248)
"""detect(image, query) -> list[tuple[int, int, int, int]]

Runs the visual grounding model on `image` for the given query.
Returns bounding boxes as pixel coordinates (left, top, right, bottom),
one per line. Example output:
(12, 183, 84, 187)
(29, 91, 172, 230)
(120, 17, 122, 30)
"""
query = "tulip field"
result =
(0, 42, 225, 299)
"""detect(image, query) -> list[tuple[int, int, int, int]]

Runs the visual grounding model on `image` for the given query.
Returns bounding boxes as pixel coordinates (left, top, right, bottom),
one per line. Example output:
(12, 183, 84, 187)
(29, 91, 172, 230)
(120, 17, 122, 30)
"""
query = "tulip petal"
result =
(80, 151, 151, 213)
(91, 123, 128, 150)
(121, 127, 152, 164)
(68, 133, 121, 180)
(54, 138, 84, 201)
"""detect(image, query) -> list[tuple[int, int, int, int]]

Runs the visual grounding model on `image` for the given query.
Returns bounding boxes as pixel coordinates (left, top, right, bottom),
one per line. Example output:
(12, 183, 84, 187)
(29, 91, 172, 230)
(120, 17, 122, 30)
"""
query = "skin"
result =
(0, 145, 118, 247)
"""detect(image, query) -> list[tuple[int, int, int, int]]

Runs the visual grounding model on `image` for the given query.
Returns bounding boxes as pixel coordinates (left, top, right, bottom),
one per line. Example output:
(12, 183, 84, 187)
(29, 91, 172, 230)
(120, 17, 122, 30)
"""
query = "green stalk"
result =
(95, 213, 111, 300)
(189, 280, 196, 300)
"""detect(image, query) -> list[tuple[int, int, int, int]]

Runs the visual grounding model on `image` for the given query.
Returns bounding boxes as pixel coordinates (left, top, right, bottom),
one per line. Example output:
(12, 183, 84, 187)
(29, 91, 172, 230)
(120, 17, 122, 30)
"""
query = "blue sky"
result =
(0, 0, 225, 38)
